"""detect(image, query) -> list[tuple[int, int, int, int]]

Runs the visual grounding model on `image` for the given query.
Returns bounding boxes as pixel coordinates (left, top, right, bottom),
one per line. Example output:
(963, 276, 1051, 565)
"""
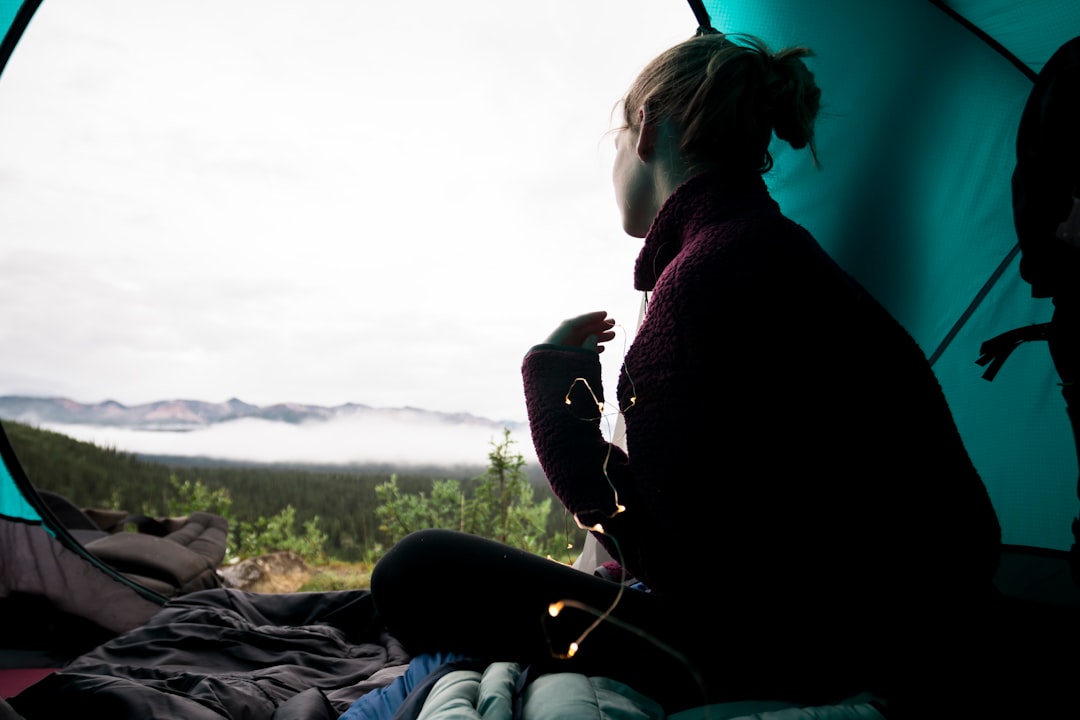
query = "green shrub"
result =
(162, 475, 328, 564)
(374, 429, 556, 556)
(232, 506, 329, 565)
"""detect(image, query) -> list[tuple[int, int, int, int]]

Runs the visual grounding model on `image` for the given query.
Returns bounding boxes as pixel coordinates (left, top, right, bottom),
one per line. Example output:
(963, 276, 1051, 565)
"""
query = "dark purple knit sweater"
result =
(523, 170, 1000, 627)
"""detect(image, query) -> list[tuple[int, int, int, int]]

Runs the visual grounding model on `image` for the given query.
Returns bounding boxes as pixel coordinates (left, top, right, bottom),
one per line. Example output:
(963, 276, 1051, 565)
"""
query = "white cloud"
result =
(0, 0, 692, 422)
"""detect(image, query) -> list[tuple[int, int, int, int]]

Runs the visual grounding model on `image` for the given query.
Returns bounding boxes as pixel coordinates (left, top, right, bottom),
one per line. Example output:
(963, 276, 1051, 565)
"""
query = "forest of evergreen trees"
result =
(2, 420, 581, 561)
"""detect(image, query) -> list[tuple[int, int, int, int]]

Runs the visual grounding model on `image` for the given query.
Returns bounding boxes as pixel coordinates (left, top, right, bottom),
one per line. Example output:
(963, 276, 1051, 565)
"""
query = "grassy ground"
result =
(299, 561, 375, 591)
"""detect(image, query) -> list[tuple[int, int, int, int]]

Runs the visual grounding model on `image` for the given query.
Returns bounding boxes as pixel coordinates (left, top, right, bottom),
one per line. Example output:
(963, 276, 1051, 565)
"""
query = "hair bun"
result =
(621, 33, 821, 173)
(765, 50, 821, 152)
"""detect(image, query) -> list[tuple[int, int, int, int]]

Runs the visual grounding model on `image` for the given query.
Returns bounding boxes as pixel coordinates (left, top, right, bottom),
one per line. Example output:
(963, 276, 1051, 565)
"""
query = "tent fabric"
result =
(0, 421, 169, 663)
(0, 462, 38, 523)
(0, 516, 163, 636)
(0, 1, 38, 78)
(29, 490, 228, 597)
(0, 417, 233, 655)
(701, 0, 1080, 551)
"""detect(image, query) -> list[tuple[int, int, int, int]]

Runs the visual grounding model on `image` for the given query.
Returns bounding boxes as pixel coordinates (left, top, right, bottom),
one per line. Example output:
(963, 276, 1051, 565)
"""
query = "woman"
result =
(372, 32, 1001, 713)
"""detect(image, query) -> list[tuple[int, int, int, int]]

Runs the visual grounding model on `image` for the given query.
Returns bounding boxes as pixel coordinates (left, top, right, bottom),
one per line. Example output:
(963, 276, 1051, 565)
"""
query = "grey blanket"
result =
(9, 588, 409, 719)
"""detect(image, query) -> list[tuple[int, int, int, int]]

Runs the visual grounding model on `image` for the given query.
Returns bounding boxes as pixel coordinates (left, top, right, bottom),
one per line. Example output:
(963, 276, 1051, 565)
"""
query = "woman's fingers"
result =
(544, 312, 617, 351)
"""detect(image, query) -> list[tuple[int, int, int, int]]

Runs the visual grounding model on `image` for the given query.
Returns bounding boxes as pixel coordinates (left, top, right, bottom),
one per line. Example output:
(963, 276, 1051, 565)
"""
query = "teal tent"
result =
(689, 0, 1080, 555)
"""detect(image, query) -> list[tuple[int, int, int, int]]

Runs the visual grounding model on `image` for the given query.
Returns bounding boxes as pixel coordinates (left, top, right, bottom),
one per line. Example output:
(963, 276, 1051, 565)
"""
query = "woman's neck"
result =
(649, 117, 694, 205)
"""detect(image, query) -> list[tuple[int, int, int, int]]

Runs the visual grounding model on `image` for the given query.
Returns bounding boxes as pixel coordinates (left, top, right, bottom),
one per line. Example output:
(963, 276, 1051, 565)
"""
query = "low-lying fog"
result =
(42, 414, 540, 468)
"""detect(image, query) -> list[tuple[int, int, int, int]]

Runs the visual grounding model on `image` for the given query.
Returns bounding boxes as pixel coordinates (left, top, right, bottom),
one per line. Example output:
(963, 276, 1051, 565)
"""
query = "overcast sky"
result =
(0, 0, 694, 424)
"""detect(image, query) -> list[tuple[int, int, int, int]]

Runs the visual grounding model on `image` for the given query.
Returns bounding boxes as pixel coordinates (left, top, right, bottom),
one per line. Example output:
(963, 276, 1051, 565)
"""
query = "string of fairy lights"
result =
(538, 320, 706, 710)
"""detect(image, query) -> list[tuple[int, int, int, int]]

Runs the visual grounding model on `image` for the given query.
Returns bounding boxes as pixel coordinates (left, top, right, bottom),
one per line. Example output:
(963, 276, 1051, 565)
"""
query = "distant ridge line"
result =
(0, 395, 525, 432)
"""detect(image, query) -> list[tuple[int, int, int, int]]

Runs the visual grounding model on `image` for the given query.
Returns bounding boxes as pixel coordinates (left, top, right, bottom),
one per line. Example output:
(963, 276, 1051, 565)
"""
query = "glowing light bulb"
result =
(564, 396, 572, 405)
(592, 523, 605, 533)
(567, 643, 579, 658)
(614, 504, 626, 514)
(548, 602, 564, 617)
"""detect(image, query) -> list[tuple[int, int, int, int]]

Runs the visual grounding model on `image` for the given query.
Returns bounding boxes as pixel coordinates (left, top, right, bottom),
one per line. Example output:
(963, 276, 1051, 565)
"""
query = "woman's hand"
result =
(544, 311, 617, 353)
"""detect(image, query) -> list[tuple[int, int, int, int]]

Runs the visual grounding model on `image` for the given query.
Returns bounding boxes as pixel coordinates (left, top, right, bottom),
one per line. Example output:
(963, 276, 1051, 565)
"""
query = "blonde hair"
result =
(622, 33, 821, 174)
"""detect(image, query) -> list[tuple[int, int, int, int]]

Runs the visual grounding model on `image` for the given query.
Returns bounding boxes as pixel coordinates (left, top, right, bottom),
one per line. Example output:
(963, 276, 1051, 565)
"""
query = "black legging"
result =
(369, 529, 715, 711)
(370, 529, 1020, 714)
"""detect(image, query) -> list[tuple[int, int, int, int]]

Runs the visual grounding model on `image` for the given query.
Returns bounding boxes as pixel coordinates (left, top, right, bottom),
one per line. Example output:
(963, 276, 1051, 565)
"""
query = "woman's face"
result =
(612, 124, 656, 239)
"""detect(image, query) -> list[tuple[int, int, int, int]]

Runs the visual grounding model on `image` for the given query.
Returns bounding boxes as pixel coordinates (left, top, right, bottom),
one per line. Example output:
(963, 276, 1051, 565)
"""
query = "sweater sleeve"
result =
(521, 346, 640, 538)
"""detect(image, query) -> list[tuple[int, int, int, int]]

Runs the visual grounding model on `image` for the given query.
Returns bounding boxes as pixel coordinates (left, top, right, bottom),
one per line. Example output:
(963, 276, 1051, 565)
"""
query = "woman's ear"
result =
(636, 106, 657, 161)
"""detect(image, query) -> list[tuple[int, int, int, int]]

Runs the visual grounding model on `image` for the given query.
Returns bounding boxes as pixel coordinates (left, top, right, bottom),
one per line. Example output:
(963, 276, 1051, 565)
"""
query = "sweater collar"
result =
(633, 169, 772, 291)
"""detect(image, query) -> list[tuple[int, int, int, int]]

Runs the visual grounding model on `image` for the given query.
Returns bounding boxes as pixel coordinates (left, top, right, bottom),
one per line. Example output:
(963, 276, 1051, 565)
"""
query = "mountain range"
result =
(0, 396, 534, 467)
(0, 395, 524, 433)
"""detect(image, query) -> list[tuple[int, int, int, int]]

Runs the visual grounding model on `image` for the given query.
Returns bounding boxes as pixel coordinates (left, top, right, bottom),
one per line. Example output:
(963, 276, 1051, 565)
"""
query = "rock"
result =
(219, 551, 311, 593)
